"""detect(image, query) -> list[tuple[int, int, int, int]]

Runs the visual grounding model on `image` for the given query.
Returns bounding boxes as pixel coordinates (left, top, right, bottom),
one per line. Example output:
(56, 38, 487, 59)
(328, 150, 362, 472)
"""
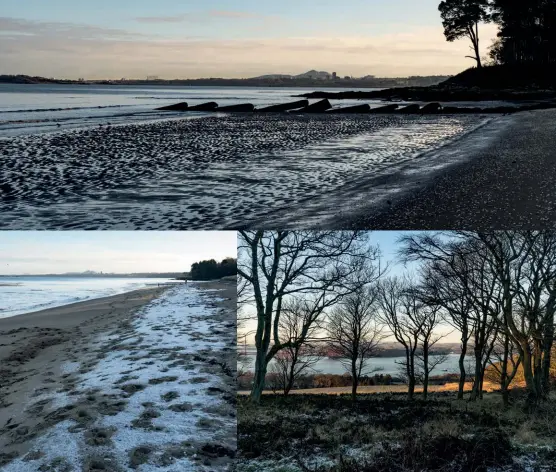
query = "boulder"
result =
(188, 102, 219, 111)
(299, 99, 332, 113)
(215, 103, 255, 112)
(156, 102, 189, 111)
(327, 104, 371, 114)
(398, 104, 421, 114)
(420, 103, 442, 114)
(256, 100, 309, 112)
(369, 104, 399, 113)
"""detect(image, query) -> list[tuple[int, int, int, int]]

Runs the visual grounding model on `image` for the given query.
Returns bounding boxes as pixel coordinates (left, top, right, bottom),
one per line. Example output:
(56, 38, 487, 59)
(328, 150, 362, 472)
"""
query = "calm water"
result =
(241, 353, 465, 376)
(0, 276, 174, 318)
(0, 84, 383, 137)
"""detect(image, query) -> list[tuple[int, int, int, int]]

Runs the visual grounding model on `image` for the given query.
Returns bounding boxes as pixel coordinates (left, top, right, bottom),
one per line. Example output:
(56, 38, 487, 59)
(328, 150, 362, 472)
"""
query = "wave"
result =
(2, 104, 130, 114)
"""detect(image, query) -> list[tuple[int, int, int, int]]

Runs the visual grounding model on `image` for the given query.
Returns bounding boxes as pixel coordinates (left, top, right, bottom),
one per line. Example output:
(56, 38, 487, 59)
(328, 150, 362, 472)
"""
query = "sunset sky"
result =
(1, 0, 499, 79)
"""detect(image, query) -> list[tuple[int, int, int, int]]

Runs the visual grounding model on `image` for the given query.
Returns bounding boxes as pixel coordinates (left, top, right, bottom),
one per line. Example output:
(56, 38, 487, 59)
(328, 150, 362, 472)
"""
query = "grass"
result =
(235, 390, 556, 472)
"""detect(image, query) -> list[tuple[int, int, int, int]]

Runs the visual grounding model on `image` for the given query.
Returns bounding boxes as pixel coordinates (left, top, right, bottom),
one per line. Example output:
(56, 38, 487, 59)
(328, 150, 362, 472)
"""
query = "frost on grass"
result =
(4, 285, 235, 471)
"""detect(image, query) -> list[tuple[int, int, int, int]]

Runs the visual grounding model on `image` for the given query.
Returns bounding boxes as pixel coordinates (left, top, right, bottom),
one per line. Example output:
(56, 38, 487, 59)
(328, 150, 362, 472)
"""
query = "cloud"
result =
(0, 16, 150, 40)
(135, 10, 269, 24)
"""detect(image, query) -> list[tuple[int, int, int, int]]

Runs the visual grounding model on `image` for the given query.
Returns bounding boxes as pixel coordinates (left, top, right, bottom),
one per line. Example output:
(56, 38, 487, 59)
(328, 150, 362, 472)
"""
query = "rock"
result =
(298, 99, 332, 113)
(420, 103, 441, 114)
(256, 100, 309, 112)
(327, 104, 371, 114)
(215, 103, 255, 112)
(156, 102, 189, 111)
(398, 104, 421, 113)
(369, 104, 399, 113)
(188, 102, 219, 111)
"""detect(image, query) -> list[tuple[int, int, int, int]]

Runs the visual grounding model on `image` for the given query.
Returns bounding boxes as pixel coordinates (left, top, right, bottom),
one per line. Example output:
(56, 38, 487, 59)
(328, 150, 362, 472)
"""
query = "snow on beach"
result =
(3, 285, 236, 472)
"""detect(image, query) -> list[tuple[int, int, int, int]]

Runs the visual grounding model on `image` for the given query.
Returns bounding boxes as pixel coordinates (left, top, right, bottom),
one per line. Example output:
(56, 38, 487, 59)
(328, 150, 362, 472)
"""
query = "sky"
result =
(239, 231, 461, 344)
(0, 231, 237, 275)
(0, 0, 499, 79)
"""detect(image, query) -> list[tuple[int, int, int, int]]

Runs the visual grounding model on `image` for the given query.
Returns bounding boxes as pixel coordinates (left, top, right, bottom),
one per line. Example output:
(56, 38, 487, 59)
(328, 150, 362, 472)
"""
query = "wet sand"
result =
(0, 280, 237, 471)
(0, 113, 484, 230)
(353, 109, 556, 229)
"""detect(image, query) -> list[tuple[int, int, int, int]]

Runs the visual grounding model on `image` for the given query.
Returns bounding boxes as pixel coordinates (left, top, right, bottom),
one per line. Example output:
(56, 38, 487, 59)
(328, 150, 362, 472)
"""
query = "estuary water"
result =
(0, 276, 174, 318)
(0, 84, 383, 137)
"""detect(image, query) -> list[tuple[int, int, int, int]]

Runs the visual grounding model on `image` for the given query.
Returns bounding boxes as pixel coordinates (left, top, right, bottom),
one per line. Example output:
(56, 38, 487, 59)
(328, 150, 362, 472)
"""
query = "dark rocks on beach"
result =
(157, 102, 189, 111)
(399, 104, 421, 114)
(369, 104, 399, 114)
(421, 103, 442, 114)
(216, 103, 255, 112)
(327, 104, 371, 114)
(188, 102, 219, 112)
(256, 100, 309, 112)
(298, 99, 332, 113)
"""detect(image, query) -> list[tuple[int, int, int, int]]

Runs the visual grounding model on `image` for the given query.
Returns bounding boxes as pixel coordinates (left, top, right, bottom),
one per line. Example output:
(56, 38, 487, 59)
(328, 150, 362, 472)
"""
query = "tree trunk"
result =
(251, 351, 268, 403)
(501, 333, 510, 408)
(351, 359, 358, 403)
(423, 346, 429, 401)
(522, 346, 539, 409)
(458, 336, 468, 400)
(408, 376, 415, 401)
(470, 344, 482, 401)
(541, 310, 555, 396)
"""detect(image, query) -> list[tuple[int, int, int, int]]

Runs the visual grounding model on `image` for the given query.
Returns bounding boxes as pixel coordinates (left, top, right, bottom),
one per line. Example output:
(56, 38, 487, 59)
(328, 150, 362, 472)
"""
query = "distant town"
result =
(0, 70, 452, 88)
(0, 270, 187, 279)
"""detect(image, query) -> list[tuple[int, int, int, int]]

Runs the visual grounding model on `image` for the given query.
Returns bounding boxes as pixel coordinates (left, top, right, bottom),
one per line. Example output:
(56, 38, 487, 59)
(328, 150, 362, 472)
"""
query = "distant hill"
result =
(0, 74, 452, 89)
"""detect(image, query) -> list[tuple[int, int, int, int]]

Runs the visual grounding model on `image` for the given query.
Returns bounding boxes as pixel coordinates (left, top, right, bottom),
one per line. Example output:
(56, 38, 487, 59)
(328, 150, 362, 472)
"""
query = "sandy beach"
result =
(0, 280, 236, 471)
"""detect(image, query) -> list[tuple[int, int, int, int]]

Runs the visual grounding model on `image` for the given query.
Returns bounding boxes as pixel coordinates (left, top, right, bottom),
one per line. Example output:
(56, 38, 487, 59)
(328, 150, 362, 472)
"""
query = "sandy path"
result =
(0, 280, 236, 471)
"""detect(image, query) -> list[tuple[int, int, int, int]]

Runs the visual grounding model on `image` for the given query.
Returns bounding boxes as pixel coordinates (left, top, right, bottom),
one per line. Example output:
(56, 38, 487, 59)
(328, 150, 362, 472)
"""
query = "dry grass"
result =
(236, 390, 556, 472)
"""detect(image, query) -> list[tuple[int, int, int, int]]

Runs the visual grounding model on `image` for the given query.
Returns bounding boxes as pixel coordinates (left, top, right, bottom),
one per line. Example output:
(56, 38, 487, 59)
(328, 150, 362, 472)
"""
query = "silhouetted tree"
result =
(327, 284, 385, 402)
(439, 0, 492, 68)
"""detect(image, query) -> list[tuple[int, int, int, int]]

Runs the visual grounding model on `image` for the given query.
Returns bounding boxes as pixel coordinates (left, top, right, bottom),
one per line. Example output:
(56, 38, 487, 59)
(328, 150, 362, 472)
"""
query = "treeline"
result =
(239, 231, 556, 411)
(439, 0, 556, 68)
(190, 258, 237, 281)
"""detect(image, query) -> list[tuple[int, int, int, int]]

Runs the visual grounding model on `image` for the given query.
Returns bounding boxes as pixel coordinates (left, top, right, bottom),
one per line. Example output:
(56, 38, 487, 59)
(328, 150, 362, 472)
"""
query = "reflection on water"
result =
(241, 353, 464, 377)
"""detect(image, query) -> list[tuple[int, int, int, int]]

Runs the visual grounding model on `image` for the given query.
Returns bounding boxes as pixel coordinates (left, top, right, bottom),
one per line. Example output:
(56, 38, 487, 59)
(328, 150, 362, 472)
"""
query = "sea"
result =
(240, 352, 466, 377)
(0, 276, 174, 318)
(0, 83, 384, 137)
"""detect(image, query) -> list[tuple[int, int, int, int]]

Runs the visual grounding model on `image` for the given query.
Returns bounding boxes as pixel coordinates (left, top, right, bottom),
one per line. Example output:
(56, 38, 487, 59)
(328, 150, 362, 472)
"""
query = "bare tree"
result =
(272, 298, 324, 395)
(410, 292, 447, 400)
(378, 276, 427, 400)
(327, 284, 385, 402)
(399, 234, 501, 401)
(238, 230, 378, 403)
(419, 265, 473, 399)
(474, 231, 556, 406)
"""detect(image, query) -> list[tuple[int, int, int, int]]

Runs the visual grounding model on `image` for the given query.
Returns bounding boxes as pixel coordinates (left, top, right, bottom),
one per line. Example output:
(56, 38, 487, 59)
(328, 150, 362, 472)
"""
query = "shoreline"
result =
(349, 108, 556, 229)
(0, 286, 168, 325)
